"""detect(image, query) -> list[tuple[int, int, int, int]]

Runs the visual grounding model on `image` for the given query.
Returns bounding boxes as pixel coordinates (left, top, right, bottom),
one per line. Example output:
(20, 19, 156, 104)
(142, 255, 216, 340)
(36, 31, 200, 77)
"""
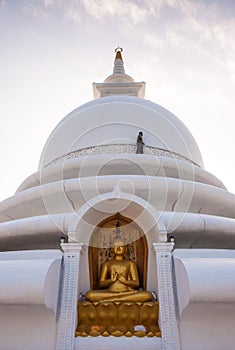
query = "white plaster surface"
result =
(179, 303, 235, 350)
(39, 96, 203, 168)
(0, 214, 65, 236)
(175, 257, 235, 313)
(0, 249, 62, 260)
(174, 248, 235, 259)
(75, 336, 162, 350)
(174, 250, 235, 350)
(1, 210, 235, 251)
(0, 251, 62, 312)
(0, 305, 57, 350)
(0, 250, 62, 350)
(93, 81, 145, 98)
(17, 154, 225, 193)
(162, 212, 235, 247)
(1, 176, 235, 223)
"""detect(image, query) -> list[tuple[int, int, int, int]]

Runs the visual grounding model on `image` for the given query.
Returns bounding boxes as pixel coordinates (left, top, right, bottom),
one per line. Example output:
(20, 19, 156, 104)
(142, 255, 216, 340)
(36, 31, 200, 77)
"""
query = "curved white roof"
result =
(39, 96, 203, 168)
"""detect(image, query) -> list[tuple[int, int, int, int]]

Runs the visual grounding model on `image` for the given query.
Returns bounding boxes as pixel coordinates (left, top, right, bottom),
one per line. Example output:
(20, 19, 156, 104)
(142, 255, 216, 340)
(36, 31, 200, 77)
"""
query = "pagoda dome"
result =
(39, 95, 203, 169)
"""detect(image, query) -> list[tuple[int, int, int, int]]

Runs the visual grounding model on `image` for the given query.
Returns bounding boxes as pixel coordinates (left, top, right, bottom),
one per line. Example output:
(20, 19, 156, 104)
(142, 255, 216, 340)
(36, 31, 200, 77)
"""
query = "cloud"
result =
(41, 0, 157, 24)
(17, 0, 235, 80)
(133, 0, 235, 80)
(22, 6, 47, 17)
(43, 0, 56, 6)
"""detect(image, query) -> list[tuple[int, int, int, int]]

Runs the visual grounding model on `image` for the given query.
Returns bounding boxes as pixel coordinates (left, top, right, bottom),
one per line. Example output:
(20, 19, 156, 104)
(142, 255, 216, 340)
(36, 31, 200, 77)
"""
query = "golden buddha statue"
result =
(85, 239, 152, 302)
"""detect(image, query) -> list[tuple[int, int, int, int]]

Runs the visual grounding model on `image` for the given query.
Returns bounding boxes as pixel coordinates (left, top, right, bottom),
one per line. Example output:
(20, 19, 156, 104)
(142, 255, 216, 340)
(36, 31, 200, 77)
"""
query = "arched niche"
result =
(67, 190, 167, 292)
(88, 213, 148, 291)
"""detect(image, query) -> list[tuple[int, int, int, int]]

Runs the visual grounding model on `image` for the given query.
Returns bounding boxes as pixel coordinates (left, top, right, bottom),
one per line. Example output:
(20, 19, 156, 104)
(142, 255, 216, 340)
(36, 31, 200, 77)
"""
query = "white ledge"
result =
(0, 251, 62, 313)
(174, 254, 235, 316)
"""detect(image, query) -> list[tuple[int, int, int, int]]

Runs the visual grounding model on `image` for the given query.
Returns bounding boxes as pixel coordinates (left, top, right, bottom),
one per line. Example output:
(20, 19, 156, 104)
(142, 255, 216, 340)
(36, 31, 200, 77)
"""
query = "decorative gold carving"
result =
(75, 301, 161, 337)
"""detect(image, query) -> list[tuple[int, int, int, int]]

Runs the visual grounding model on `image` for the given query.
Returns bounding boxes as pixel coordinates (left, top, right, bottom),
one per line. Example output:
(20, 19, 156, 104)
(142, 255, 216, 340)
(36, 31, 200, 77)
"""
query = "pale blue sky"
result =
(0, 0, 235, 200)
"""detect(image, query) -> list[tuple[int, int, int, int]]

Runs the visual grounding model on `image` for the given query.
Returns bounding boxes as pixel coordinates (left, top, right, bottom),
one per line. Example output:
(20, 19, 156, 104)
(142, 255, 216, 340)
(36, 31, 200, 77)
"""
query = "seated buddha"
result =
(85, 239, 152, 302)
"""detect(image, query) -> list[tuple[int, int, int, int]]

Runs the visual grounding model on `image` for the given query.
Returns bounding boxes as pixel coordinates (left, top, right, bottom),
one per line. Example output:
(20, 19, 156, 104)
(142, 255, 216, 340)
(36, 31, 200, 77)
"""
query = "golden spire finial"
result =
(115, 46, 123, 60)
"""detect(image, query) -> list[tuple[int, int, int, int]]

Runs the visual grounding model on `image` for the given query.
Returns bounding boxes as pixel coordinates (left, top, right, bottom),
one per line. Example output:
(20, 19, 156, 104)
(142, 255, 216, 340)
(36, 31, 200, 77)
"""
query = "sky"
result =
(0, 0, 235, 201)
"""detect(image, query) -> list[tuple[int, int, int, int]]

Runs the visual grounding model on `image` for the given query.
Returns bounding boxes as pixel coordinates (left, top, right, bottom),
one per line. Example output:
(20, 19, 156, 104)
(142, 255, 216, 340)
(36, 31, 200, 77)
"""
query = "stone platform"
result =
(75, 336, 163, 350)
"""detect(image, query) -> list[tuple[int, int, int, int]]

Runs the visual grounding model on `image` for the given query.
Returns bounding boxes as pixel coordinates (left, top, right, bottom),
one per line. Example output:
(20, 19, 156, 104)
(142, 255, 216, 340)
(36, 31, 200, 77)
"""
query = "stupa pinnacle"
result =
(104, 46, 134, 82)
(112, 47, 126, 75)
(93, 47, 145, 98)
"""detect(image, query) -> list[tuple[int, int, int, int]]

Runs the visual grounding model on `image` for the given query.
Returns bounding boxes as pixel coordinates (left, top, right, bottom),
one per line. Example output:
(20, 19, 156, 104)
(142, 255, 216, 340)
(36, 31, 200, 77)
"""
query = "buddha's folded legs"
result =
(85, 290, 152, 302)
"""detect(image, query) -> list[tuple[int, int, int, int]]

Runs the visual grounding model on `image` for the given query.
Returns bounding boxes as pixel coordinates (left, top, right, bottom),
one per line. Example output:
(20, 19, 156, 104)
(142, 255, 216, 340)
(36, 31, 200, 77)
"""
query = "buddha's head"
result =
(113, 239, 126, 257)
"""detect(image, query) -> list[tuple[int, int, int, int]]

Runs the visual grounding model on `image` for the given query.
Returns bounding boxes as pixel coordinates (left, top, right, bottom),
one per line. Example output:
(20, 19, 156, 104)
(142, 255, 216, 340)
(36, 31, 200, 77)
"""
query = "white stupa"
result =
(1, 48, 235, 350)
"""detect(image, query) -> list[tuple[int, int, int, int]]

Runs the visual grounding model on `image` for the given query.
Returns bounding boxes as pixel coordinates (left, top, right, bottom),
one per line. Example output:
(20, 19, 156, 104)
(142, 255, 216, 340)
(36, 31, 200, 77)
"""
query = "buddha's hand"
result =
(118, 274, 127, 284)
(111, 272, 118, 282)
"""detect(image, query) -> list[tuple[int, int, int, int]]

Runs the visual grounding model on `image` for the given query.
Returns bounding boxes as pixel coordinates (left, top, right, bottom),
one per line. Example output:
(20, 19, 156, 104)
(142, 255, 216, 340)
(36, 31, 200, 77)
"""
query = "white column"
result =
(56, 243, 85, 350)
(153, 242, 180, 350)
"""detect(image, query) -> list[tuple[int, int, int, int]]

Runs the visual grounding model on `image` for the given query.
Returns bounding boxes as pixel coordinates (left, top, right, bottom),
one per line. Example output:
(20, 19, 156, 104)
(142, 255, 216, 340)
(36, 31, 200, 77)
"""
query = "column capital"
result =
(61, 242, 85, 254)
(152, 242, 174, 253)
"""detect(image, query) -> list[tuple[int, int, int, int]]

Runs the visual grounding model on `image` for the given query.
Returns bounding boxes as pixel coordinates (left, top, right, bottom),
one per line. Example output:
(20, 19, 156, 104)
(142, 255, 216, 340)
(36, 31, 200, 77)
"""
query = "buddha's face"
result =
(113, 240, 126, 256)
